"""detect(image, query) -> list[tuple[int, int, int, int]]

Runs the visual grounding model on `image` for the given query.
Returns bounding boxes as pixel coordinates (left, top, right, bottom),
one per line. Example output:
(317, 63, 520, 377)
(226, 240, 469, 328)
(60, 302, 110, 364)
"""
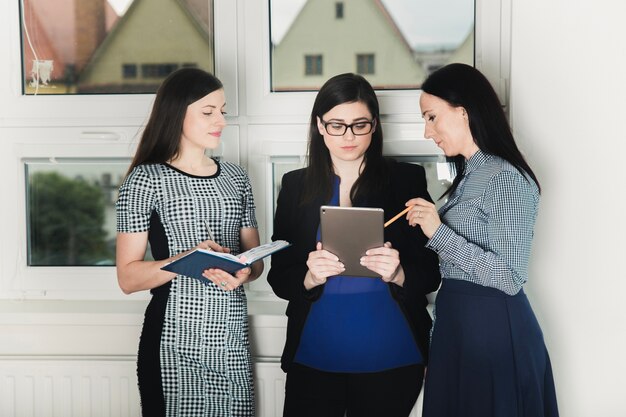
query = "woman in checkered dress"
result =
(116, 68, 262, 416)
(406, 64, 559, 416)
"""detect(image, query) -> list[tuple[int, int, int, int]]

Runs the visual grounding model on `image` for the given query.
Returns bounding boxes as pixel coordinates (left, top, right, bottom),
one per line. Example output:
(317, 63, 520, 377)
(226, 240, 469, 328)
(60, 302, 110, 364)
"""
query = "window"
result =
(356, 54, 375, 75)
(0, 0, 509, 300)
(20, 0, 215, 95)
(305, 55, 323, 75)
(141, 63, 179, 78)
(335, 2, 344, 19)
(122, 64, 137, 79)
(1, 123, 238, 298)
(270, 0, 474, 91)
(25, 158, 128, 267)
(4, 1, 239, 124)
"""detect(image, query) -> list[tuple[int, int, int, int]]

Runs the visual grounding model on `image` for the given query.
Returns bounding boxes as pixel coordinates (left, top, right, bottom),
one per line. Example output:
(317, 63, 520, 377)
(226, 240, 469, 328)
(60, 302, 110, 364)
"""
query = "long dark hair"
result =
(301, 73, 387, 205)
(421, 63, 540, 196)
(126, 68, 223, 175)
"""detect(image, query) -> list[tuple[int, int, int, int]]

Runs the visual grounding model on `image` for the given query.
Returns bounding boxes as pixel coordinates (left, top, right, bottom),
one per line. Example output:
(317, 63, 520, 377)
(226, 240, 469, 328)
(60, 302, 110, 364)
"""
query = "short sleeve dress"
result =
(116, 160, 257, 417)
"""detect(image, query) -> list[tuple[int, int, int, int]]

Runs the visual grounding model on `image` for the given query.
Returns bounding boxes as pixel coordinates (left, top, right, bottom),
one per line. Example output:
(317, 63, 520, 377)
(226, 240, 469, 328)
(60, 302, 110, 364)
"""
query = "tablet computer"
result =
(320, 205, 384, 277)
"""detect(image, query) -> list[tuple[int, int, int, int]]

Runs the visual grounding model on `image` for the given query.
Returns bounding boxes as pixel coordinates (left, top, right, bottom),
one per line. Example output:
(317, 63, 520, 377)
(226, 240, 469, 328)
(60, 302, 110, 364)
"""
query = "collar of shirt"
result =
(464, 149, 492, 176)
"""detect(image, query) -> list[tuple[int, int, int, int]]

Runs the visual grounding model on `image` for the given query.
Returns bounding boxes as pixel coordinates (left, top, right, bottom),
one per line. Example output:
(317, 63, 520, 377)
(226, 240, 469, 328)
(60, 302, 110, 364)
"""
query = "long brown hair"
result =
(126, 68, 223, 176)
(301, 73, 387, 205)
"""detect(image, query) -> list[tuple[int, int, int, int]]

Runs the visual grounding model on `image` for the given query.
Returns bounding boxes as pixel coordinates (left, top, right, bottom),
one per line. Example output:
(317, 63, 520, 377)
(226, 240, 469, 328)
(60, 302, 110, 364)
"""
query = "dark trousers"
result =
(283, 363, 424, 417)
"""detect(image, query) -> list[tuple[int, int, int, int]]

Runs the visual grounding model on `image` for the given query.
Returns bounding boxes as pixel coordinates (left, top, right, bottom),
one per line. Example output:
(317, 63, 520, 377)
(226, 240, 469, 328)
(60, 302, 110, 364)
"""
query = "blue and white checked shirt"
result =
(426, 150, 539, 296)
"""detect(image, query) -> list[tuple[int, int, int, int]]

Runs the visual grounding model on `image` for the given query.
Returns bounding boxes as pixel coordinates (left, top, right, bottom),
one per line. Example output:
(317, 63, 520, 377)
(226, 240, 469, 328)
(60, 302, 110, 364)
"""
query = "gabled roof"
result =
(276, 0, 414, 54)
(372, 0, 414, 54)
(79, 0, 213, 84)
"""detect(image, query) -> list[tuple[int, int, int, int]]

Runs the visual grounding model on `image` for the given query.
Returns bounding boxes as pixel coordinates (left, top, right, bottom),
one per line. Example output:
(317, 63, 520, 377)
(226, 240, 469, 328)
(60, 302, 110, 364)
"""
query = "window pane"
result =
(25, 158, 130, 266)
(393, 156, 455, 209)
(356, 54, 375, 75)
(271, 157, 305, 215)
(305, 55, 323, 75)
(270, 156, 453, 217)
(20, 0, 214, 95)
(270, 0, 474, 91)
(335, 2, 344, 19)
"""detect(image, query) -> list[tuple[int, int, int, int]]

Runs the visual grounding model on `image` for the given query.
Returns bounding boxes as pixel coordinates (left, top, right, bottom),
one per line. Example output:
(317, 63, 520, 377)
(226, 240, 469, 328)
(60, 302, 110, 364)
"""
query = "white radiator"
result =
(254, 361, 286, 417)
(0, 357, 140, 417)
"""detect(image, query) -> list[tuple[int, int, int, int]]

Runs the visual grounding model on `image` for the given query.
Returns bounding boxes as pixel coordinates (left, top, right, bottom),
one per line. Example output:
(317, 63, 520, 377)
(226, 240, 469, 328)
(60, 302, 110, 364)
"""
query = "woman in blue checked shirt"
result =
(406, 63, 559, 417)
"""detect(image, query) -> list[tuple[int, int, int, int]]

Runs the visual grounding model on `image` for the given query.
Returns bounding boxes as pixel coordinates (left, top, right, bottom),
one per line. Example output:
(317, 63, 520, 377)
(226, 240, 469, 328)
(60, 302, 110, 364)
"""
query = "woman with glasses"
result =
(267, 73, 441, 417)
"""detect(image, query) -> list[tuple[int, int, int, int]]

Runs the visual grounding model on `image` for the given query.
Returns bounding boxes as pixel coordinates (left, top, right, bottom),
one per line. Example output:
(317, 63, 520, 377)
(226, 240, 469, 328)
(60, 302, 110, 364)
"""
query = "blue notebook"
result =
(161, 240, 290, 280)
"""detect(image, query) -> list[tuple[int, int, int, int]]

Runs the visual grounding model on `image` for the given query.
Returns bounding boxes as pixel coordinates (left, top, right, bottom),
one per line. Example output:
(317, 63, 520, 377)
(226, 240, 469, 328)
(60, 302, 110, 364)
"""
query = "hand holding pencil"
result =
(385, 198, 442, 239)
(384, 206, 412, 228)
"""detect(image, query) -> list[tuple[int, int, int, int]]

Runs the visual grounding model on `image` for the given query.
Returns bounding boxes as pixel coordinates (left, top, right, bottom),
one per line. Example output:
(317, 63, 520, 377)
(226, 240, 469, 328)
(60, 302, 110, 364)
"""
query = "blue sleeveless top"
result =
(294, 178, 422, 372)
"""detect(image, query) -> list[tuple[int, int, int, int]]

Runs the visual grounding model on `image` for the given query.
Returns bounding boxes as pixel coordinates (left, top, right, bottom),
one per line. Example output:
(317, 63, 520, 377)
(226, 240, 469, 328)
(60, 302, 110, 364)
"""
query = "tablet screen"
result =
(320, 206, 384, 277)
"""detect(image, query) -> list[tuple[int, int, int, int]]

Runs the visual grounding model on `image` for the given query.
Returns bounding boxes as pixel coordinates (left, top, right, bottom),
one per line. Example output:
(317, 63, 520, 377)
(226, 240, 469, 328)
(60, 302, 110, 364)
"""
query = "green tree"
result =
(28, 172, 113, 265)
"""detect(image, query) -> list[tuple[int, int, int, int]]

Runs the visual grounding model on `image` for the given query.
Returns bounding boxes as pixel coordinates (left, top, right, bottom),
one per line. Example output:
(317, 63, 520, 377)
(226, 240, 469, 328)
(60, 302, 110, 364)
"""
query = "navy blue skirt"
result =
(422, 279, 559, 417)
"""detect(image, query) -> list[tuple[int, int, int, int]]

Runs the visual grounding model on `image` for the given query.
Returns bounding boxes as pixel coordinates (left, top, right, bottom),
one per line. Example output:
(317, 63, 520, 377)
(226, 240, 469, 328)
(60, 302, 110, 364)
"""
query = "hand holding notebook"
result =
(161, 240, 291, 282)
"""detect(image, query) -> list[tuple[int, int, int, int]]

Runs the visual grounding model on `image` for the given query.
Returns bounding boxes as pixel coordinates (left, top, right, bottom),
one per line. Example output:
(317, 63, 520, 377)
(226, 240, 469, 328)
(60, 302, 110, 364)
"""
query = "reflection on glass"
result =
(394, 156, 455, 210)
(20, 0, 214, 95)
(270, 0, 474, 91)
(272, 157, 305, 214)
(25, 158, 131, 266)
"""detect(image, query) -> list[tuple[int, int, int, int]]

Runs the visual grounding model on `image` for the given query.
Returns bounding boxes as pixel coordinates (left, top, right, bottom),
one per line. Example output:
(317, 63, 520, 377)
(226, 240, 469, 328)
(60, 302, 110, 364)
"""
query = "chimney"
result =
(74, 0, 106, 71)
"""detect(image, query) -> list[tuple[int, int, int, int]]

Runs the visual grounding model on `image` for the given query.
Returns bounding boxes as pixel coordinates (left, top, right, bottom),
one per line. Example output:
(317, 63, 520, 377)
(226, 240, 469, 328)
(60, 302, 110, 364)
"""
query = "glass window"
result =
(141, 63, 179, 78)
(270, 156, 454, 217)
(335, 2, 344, 19)
(356, 54, 375, 75)
(270, 0, 474, 91)
(305, 54, 323, 75)
(20, 0, 214, 95)
(393, 157, 455, 210)
(25, 158, 131, 266)
(122, 64, 137, 79)
(271, 157, 305, 215)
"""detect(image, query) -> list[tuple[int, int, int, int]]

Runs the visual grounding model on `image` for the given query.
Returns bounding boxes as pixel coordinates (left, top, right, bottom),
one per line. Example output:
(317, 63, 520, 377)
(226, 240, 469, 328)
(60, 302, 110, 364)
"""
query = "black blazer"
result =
(267, 159, 441, 372)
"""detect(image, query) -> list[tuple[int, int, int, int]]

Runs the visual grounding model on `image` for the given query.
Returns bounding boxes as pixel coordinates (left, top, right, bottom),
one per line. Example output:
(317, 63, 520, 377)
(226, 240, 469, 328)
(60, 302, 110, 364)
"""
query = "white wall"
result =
(2, 0, 624, 414)
(510, 1, 626, 416)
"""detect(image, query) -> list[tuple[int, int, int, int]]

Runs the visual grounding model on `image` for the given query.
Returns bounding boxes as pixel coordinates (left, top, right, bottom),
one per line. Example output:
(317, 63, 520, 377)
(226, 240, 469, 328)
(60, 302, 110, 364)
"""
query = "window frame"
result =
(1, 125, 238, 300)
(247, 0, 510, 121)
(0, 0, 239, 127)
(0, 0, 511, 300)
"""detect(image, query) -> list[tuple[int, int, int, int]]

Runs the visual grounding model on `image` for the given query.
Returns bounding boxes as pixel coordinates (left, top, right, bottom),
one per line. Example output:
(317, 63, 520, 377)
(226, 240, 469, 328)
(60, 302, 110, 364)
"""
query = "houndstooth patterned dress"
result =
(116, 160, 256, 416)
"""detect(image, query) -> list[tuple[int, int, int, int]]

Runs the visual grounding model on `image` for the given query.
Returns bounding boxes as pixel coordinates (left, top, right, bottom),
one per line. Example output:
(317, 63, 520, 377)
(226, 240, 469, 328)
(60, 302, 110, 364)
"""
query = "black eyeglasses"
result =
(320, 118, 376, 136)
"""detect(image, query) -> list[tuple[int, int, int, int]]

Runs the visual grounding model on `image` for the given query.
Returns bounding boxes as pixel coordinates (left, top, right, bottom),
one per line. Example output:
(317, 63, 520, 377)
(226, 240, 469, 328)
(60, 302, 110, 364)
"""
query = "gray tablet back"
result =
(320, 205, 384, 277)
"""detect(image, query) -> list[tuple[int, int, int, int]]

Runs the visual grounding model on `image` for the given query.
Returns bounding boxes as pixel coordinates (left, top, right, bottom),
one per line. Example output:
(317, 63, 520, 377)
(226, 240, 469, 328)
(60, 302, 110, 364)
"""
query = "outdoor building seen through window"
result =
(20, 0, 214, 95)
(270, 0, 474, 91)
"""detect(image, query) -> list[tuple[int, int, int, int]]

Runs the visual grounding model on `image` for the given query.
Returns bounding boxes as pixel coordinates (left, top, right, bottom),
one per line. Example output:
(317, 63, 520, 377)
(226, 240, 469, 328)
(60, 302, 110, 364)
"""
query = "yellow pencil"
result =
(384, 206, 412, 228)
